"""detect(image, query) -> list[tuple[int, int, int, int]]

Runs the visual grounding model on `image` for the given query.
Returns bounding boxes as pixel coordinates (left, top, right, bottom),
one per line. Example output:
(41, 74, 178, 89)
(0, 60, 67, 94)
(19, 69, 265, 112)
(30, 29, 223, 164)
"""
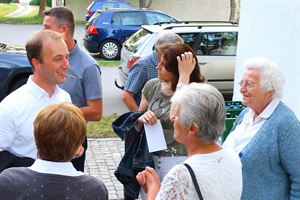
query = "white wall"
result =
(233, 0, 300, 120)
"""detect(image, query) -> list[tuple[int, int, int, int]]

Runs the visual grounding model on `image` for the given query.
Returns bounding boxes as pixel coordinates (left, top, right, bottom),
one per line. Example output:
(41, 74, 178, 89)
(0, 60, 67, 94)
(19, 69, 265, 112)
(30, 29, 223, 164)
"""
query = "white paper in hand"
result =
(144, 119, 167, 153)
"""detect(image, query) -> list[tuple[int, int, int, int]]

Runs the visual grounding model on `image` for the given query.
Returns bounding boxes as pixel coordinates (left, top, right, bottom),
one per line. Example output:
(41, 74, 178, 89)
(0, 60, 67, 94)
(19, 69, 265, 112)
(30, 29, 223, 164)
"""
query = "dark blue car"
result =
(83, 9, 178, 60)
(0, 43, 32, 102)
(85, 0, 135, 21)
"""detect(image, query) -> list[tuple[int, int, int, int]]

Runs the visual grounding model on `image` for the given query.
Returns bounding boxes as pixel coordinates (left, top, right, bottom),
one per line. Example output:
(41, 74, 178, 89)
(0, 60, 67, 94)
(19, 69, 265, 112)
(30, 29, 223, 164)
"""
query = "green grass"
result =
(0, 3, 17, 17)
(97, 60, 121, 67)
(87, 113, 119, 138)
(0, 3, 86, 24)
(0, 4, 44, 24)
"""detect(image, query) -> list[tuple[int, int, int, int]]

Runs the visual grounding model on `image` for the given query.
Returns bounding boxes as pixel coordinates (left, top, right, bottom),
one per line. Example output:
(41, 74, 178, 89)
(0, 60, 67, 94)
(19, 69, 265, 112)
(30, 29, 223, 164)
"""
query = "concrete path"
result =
(5, 3, 34, 18)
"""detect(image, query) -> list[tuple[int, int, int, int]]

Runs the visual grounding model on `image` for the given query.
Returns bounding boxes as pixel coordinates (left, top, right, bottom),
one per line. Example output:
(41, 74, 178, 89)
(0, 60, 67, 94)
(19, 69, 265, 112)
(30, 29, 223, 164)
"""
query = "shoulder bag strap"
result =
(184, 163, 204, 200)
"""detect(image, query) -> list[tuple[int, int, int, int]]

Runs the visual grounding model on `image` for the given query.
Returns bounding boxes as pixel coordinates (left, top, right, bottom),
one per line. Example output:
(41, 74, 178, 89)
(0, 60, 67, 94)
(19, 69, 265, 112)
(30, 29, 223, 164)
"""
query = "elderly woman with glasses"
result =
(223, 57, 300, 200)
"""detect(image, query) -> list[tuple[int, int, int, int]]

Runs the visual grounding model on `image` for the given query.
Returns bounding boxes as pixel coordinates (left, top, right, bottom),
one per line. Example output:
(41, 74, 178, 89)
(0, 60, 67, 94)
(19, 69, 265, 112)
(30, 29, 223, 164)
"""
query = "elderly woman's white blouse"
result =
(155, 149, 242, 200)
(223, 99, 280, 153)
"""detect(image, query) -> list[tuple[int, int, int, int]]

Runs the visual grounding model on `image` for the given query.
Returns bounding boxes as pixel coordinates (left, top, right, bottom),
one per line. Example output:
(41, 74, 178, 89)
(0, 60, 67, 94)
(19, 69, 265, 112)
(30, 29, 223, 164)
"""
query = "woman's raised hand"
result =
(177, 52, 196, 81)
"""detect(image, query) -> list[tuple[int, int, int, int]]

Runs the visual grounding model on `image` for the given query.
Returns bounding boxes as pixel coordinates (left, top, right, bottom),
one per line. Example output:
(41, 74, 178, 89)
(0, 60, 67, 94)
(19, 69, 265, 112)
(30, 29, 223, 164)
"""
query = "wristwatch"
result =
(176, 83, 188, 90)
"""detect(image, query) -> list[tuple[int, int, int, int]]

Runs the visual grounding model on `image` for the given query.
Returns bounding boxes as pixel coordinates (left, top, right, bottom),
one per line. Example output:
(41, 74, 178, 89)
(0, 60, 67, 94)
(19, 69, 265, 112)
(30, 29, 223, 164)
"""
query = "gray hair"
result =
(154, 32, 184, 51)
(243, 57, 284, 99)
(171, 83, 226, 143)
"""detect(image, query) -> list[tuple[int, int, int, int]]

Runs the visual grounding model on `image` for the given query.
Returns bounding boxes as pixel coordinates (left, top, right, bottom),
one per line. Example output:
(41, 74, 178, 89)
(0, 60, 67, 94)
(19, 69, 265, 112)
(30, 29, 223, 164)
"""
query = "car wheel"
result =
(99, 40, 121, 60)
(8, 76, 29, 94)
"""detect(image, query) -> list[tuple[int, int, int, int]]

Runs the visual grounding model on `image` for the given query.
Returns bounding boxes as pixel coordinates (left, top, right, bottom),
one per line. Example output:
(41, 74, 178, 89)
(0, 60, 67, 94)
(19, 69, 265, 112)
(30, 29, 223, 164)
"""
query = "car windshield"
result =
(123, 28, 152, 53)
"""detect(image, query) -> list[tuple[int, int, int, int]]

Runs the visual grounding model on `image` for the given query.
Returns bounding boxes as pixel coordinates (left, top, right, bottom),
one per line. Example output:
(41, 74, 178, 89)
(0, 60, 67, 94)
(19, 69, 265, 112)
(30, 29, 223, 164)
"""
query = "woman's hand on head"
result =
(177, 52, 196, 83)
(138, 110, 158, 125)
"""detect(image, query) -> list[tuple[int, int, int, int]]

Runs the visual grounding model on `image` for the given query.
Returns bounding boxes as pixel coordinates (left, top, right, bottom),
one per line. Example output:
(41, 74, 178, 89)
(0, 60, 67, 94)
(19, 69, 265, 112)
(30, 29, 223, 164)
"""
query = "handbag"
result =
(184, 163, 204, 200)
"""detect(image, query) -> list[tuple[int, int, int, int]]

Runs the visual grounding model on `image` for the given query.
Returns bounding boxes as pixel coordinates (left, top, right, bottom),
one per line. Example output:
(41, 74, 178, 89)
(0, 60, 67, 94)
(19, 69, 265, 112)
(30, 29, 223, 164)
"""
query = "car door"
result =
(196, 31, 238, 96)
(111, 11, 144, 43)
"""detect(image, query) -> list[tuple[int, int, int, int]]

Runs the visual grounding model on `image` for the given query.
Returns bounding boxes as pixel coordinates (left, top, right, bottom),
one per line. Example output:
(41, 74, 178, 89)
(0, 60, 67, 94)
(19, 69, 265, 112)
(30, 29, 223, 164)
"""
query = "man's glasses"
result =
(238, 80, 256, 89)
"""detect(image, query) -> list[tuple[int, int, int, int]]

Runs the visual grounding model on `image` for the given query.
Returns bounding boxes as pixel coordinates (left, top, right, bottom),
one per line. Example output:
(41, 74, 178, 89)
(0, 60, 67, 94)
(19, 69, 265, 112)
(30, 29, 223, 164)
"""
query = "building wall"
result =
(64, 0, 231, 22)
(233, 0, 300, 119)
(131, 0, 231, 21)
(65, 0, 93, 20)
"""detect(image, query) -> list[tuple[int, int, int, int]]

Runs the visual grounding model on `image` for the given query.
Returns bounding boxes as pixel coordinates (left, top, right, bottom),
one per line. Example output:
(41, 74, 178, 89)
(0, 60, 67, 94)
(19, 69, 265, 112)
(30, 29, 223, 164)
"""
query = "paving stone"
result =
(86, 138, 126, 200)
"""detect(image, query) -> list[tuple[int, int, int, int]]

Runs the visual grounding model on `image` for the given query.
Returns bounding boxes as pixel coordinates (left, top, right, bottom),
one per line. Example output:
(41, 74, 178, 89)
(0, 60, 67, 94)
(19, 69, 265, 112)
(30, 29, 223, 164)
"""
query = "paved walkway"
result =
(5, 3, 34, 18)
(86, 138, 126, 200)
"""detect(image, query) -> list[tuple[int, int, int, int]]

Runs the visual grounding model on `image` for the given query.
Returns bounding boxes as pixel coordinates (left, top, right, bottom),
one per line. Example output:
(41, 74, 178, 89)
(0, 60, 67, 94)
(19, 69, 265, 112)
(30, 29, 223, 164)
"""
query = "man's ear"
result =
(61, 24, 68, 33)
(31, 58, 40, 71)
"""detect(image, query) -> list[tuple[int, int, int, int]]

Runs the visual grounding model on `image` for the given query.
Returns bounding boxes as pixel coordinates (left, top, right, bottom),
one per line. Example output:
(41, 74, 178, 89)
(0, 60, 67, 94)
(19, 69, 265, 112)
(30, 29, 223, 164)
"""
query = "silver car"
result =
(116, 22, 238, 100)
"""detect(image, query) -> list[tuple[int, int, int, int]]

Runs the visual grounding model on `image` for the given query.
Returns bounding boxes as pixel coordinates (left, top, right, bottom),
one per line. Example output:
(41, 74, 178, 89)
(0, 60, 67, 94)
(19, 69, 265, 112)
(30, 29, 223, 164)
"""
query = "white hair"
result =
(171, 83, 226, 142)
(243, 57, 285, 99)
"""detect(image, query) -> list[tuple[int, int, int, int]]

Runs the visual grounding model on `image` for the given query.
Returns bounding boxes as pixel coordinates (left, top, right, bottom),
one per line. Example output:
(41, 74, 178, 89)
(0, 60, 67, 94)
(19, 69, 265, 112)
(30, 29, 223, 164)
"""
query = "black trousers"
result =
(0, 150, 34, 172)
(71, 136, 88, 172)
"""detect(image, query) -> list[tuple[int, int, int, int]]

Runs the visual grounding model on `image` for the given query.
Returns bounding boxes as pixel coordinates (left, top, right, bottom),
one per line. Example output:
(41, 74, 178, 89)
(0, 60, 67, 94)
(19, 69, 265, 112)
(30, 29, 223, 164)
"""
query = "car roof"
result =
(142, 22, 238, 33)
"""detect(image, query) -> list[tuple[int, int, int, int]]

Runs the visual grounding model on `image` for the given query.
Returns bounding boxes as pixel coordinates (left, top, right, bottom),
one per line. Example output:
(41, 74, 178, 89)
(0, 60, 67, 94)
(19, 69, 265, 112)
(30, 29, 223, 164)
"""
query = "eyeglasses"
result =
(238, 80, 256, 89)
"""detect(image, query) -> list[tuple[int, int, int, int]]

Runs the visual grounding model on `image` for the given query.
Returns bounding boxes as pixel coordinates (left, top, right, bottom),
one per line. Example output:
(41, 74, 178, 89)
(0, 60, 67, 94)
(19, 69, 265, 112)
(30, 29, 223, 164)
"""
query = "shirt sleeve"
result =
(83, 64, 103, 100)
(124, 60, 147, 94)
(156, 164, 191, 200)
(0, 103, 17, 151)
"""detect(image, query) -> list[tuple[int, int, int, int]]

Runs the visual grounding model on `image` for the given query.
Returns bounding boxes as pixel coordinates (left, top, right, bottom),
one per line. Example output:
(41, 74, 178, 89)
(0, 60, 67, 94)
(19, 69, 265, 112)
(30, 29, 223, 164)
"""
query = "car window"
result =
(101, 2, 115, 9)
(117, 2, 134, 8)
(91, 2, 105, 10)
(145, 12, 174, 25)
(112, 12, 143, 26)
(198, 32, 238, 56)
(123, 28, 152, 53)
(177, 33, 199, 51)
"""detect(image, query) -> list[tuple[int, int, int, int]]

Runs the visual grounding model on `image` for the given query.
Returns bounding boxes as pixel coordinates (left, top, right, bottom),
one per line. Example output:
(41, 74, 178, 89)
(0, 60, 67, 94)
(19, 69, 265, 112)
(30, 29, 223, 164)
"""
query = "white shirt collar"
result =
(29, 159, 84, 176)
(249, 98, 280, 123)
(27, 75, 61, 99)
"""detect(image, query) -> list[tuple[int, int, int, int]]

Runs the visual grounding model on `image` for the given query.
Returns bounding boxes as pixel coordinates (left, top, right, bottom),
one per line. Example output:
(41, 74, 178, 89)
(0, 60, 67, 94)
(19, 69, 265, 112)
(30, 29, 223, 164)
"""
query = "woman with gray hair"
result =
(137, 83, 243, 200)
(223, 57, 300, 199)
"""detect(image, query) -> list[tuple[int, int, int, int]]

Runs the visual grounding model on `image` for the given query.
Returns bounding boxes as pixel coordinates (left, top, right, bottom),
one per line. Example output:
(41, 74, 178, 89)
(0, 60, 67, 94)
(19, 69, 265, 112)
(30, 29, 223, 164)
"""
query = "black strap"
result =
(184, 163, 204, 200)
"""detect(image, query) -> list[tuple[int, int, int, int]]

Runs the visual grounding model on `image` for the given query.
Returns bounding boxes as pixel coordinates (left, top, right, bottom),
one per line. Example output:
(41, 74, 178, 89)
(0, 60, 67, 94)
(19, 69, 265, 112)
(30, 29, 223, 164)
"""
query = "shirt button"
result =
(238, 152, 243, 158)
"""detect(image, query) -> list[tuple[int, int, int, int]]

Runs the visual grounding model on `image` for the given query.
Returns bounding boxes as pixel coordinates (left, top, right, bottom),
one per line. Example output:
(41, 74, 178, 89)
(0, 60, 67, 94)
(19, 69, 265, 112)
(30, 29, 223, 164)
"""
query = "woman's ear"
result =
(74, 145, 84, 159)
(188, 122, 199, 137)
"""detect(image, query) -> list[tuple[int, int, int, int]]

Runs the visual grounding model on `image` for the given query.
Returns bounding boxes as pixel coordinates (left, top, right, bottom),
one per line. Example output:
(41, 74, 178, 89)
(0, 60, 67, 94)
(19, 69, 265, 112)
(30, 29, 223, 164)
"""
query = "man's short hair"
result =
(34, 102, 86, 162)
(25, 30, 62, 67)
(44, 6, 75, 36)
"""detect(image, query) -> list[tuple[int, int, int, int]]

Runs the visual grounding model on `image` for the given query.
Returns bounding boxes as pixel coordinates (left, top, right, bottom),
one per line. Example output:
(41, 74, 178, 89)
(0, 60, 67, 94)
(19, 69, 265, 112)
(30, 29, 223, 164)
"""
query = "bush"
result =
(30, 0, 51, 7)
(0, 0, 14, 3)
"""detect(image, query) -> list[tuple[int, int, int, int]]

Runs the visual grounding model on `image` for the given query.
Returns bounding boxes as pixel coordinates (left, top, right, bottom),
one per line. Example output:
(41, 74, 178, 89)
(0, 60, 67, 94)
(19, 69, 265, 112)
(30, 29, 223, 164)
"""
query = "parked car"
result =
(0, 43, 32, 102)
(116, 22, 238, 100)
(85, 0, 136, 21)
(83, 9, 178, 60)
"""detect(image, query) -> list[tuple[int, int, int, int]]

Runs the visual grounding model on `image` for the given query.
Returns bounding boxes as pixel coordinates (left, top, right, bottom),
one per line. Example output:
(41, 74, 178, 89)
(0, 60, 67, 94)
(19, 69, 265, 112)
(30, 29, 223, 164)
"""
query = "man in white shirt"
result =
(0, 30, 71, 172)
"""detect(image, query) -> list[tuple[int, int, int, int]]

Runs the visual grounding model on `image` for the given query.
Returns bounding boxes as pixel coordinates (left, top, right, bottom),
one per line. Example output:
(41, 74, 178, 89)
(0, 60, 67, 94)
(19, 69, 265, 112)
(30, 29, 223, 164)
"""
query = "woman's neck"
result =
(187, 140, 222, 157)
